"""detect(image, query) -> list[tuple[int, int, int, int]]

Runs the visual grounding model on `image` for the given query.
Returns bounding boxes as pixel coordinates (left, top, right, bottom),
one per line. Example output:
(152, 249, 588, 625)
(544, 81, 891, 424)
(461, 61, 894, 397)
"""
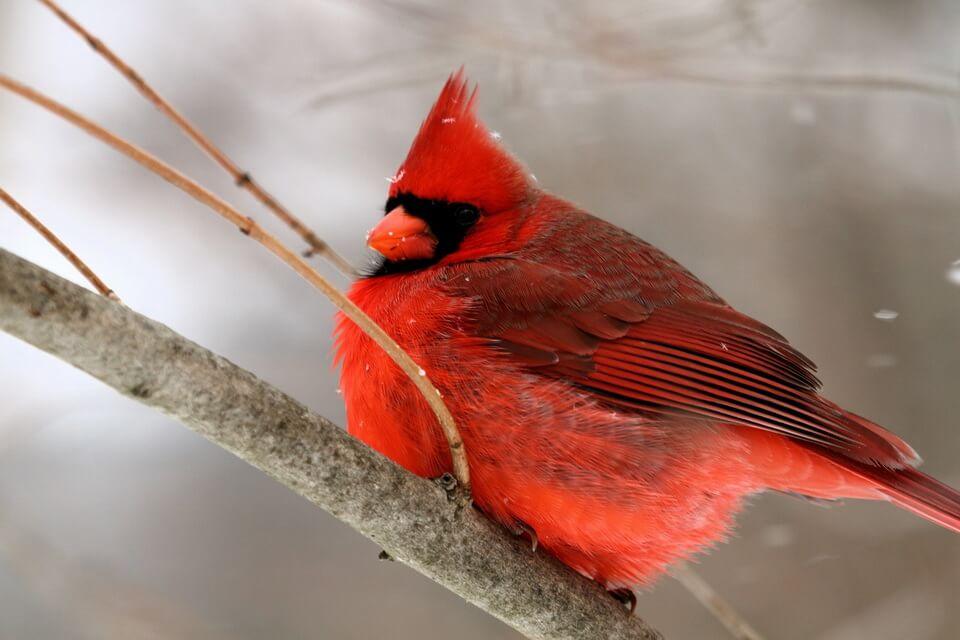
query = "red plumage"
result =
(335, 71, 960, 589)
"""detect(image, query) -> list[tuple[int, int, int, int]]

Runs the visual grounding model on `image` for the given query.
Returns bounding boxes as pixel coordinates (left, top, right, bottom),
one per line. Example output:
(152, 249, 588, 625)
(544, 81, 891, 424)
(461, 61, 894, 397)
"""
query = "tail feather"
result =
(816, 411, 959, 533)
(872, 466, 960, 534)
(822, 452, 960, 533)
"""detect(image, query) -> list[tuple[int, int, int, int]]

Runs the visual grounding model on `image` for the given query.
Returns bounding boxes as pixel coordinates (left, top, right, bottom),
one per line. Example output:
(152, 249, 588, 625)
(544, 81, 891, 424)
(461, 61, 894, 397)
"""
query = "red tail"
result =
(828, 412, 960, 533)
(744, 417, 960, 534)
(866, 465, 960, 533)
(813, 443, 960, 533)
(813, 410, 960, 533)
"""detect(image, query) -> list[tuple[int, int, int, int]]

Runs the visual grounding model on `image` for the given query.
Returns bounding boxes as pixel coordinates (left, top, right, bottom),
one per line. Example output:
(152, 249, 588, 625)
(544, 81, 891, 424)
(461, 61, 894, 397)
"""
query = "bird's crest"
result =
(388, 69, 532, 213)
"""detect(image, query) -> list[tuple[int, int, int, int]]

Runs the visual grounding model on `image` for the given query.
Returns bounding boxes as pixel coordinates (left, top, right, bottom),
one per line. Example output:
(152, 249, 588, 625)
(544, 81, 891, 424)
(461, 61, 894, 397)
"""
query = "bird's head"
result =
(366, 70, 535, 275)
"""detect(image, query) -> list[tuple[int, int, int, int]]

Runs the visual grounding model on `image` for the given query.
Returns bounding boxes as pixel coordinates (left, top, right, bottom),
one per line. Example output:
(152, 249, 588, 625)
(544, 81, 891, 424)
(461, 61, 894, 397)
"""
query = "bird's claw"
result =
(512, 519, 539, 552)
(609, 588, 638, 614)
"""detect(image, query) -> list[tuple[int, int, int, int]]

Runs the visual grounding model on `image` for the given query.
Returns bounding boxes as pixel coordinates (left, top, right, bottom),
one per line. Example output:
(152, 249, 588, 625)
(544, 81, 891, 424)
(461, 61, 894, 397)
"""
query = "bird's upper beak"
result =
(367, 206, 438, 261)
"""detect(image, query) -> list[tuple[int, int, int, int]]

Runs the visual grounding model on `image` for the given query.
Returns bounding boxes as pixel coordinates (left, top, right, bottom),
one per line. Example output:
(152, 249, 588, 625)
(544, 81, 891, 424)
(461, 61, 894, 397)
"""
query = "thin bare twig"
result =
(0, 187, 120, 303)
(0, 72, 471, 493)
(37, 0, 358, 277)
(643, 64, 960, 99)
(672, 563, 765, 640)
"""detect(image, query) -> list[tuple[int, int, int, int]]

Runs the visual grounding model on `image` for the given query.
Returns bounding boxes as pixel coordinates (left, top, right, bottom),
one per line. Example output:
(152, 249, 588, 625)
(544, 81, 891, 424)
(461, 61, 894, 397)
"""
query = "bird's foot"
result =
(608, 588, 637, 614)
(511, 519, 539, 552)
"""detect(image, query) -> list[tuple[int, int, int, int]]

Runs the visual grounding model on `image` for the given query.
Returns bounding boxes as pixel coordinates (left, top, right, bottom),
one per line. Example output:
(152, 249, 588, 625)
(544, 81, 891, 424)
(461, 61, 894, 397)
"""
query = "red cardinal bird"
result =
(335, 71, 960, 594)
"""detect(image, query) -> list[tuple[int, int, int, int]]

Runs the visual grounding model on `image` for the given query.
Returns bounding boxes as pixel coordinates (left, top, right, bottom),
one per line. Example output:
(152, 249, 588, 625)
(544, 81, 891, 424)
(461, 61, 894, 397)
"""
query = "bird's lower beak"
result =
(367, 206, 437, 261)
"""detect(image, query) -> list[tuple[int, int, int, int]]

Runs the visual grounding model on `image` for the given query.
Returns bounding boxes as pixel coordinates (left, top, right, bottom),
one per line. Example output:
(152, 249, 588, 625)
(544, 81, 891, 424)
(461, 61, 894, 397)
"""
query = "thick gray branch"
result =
(0, 248, 661, 640)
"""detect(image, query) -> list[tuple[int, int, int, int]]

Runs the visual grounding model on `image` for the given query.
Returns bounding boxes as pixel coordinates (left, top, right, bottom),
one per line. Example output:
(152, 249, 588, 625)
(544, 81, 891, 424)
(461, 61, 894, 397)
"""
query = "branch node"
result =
(434, 472, 472, 508)
(128, 382, 153, 399)
(435, 472, 457, 494)
(302, 234, 328, 258)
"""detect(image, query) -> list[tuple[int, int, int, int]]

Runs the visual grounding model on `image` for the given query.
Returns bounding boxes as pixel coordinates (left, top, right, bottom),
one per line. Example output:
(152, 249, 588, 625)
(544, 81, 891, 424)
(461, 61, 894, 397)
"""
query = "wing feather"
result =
(444, 244, 912, 466)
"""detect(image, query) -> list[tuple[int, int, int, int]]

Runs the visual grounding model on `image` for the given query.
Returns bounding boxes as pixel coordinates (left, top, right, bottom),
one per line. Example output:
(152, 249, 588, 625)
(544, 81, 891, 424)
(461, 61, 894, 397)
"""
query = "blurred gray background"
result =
(1, 1, 959, 638)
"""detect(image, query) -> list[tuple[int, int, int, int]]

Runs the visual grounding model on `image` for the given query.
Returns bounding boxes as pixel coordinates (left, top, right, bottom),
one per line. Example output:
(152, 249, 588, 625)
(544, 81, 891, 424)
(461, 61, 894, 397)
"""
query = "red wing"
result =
(446, 256, 915, 467)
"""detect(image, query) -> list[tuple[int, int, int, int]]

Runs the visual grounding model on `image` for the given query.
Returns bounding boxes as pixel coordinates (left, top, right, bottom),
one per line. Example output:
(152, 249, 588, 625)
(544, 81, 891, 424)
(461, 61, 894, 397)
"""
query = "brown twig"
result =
(672, 563, 766, 640)
(36, 0, 358, 277)
(0, 187, 120, 303)
(0, 72, 470, 494)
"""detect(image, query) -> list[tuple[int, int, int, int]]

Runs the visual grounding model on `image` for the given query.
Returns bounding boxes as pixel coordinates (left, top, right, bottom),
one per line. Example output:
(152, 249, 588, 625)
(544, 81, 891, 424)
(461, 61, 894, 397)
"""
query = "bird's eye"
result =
(454, 206, 480, 227)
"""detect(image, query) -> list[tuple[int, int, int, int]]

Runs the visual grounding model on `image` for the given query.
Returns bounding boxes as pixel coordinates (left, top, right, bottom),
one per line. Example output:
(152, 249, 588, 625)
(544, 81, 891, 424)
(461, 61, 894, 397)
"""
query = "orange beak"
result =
(367, 206, 438, 261)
